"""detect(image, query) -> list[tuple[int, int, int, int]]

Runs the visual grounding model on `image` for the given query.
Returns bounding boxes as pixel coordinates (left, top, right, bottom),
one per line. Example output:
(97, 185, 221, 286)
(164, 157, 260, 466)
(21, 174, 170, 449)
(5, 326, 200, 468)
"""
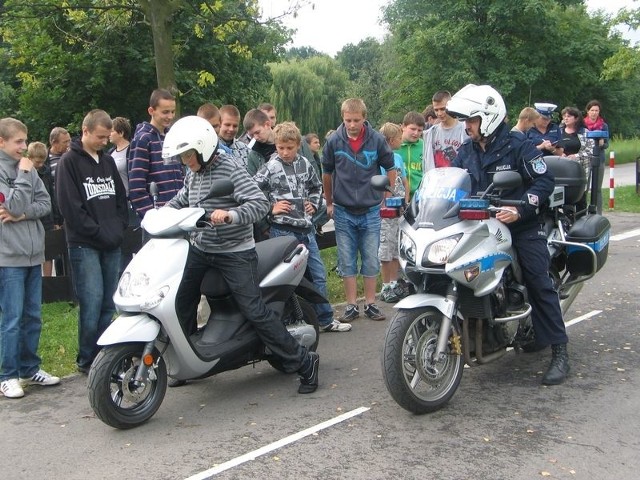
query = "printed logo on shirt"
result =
(495, 164, 512, 171)
(83, 176, 117, 201)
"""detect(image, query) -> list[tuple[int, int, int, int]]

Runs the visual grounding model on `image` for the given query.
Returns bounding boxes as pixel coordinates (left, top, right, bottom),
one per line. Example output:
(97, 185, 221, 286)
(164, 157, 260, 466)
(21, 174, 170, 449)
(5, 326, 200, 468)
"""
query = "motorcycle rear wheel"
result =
(268, 296, 319, 372)
(382, 307, 463, 414)
(88, 343, 167, 429)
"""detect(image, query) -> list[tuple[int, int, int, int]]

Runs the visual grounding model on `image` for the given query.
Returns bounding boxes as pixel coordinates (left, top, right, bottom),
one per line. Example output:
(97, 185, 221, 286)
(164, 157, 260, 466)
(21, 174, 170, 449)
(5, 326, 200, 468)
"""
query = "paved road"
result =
(2, 212, 639, 480)
(605, 161, 636, 187)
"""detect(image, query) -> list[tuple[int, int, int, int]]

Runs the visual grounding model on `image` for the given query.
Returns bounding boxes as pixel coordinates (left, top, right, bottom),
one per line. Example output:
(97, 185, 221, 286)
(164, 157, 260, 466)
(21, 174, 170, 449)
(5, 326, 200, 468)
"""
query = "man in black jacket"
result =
(56, 109, 128, 374)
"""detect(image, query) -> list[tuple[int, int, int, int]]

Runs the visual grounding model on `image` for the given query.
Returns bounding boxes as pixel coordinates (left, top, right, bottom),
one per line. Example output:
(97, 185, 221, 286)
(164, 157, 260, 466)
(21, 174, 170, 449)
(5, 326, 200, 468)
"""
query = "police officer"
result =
(526, 102, 564, 156)
(448, 84, 570, 385)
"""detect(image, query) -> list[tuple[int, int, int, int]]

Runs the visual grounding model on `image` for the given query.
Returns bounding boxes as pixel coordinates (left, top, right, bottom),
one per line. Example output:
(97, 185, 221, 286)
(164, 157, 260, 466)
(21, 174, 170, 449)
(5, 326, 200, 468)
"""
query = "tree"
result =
(268, 56, 349, 136)
(380, 0, 636, 134)
(0, 0, 292, 140)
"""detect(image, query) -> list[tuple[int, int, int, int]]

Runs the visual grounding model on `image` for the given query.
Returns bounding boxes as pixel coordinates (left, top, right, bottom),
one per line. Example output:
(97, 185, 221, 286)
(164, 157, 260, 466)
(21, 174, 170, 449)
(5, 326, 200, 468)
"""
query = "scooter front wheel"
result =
(88, 343, 167, 429)
(382, 307, 463, 414)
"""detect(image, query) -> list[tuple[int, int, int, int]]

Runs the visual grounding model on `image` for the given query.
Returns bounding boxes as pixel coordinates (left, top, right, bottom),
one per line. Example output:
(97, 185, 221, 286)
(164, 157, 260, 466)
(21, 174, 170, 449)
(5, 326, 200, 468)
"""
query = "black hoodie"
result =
(56, 139, 128, 250)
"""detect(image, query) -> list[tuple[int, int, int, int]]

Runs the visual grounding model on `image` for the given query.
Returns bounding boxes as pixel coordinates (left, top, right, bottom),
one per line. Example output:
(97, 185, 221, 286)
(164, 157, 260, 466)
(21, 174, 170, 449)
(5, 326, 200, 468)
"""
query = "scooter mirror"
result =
(371, 174, 391, 192)
(196, 179, 235, 205)
(149, 182, 159, 197)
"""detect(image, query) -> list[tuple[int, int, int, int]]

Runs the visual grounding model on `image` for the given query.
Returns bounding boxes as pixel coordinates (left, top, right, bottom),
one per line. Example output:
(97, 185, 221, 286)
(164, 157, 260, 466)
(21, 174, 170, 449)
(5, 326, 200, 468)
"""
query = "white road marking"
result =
(184, 406, 370, 479)
(565, 309, 602, 328)
(610, 228, 640, 241)
(185, 309, 605, 479)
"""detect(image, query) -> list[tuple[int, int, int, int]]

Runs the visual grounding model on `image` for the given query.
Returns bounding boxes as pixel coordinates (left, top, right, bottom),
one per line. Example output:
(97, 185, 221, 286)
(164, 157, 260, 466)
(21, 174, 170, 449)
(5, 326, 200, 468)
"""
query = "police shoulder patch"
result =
(529, 157, 547, 174)
(528, 193, 539, 206)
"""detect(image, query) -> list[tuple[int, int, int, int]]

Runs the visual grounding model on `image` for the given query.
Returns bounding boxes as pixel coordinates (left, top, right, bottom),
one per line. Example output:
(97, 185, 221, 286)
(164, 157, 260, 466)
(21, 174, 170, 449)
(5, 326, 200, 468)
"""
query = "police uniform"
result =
(526, 103, 562, 155)
(452, 121, 568, 347)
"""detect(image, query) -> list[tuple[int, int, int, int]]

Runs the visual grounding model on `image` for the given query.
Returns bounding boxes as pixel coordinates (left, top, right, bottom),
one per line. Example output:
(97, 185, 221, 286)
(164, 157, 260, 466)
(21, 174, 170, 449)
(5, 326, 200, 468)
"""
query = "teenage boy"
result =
(397, 111, 426, 198)
(423, 90, 468, 170)
(243, 108, 276, 176)
(219, 105, 250, 169)
(0, 117, 59, 398)
(254, 122, 351, 333)
(322, 98, 396, 322)
(56, 110, 128, 374)
(128, 89, 182, 219)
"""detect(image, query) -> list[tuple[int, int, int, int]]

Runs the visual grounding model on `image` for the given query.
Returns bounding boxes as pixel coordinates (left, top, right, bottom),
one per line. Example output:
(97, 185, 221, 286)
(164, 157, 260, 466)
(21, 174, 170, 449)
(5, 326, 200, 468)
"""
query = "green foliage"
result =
(609, 137, 640, 164)
(0, 0, 289, 141)
(606, 185, 640, 212)
(268, 56, 349, 136)
(380, 0, 640, 136)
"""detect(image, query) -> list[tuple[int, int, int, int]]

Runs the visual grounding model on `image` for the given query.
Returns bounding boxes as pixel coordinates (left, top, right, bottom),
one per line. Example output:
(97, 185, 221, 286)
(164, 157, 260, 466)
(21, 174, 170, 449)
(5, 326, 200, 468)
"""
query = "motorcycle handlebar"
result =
(493, 199, 526, 207)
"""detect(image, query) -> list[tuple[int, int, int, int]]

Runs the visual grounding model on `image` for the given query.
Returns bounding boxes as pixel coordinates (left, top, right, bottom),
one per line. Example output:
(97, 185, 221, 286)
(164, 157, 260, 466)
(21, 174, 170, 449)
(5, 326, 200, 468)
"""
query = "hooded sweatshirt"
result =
(56, 139, 128, 250)
(0, 150, 51, 266)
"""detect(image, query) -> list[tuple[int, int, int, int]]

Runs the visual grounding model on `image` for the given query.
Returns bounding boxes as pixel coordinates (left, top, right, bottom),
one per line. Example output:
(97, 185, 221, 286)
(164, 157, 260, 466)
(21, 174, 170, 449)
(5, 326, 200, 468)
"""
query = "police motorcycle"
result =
(88, 118, 322, 429)
(375, 142, 610, 416)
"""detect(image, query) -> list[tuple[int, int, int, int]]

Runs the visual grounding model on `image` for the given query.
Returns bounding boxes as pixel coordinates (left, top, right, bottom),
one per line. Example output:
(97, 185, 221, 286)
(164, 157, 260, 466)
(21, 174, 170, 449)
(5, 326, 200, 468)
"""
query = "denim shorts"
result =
(333, 204, 381, 277)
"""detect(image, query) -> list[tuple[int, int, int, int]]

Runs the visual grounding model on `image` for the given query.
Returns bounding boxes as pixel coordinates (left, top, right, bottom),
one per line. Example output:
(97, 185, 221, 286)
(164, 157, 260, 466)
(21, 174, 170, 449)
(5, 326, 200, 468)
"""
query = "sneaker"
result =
(393, 279, 413, 299)
(298, 351, 319, 394)
(339, 304, 360, 321)
(364, 303, 386, 321)
(1, 378, 25, 398)
(19, 369, 60, 387)
(320, 319, 352, 332)
(381, 285, 400, 303)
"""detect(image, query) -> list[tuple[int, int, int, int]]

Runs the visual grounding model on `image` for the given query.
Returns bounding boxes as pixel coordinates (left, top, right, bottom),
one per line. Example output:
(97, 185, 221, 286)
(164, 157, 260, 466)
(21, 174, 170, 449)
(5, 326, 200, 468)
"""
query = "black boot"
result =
(541, 343, 570, 385)
(298, 351, 319, 394)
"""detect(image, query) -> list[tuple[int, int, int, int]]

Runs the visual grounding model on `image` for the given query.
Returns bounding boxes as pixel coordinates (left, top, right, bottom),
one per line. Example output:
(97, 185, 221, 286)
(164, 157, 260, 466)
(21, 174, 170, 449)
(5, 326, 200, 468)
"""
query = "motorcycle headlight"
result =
(399, 230, 417, 265)
(423, 234, 462, 266)
(118, 271, 151, 298)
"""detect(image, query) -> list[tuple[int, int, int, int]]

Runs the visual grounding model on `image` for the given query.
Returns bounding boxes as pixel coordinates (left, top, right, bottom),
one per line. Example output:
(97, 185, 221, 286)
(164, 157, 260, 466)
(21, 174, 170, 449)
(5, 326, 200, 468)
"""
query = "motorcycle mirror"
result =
(371, 174, 392, 193)
(492, 171, 522, 190)
(196, 179, 235, 206)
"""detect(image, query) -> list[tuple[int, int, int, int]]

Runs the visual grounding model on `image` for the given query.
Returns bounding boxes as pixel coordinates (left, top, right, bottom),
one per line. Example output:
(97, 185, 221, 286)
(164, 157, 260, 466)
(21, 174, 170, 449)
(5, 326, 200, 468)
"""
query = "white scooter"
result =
(87, 182, 322, 429)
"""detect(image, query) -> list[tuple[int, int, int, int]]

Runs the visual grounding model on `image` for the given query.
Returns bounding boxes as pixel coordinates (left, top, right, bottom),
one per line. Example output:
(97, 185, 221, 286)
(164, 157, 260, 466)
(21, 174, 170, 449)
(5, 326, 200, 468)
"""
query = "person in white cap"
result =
(526, 102, 564, 156)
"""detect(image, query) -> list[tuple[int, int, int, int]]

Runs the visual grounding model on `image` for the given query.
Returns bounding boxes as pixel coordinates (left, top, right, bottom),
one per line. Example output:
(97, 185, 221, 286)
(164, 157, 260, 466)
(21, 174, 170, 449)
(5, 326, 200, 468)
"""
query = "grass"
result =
(608, 138, 640, 164)
(37, 180, 640, 378)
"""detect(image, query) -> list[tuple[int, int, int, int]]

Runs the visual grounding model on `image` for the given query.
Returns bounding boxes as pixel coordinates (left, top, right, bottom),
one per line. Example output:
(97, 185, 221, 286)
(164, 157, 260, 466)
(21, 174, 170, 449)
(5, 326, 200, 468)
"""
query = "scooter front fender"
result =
(394, 293, 456, 319)
(97, 313, 160, 346)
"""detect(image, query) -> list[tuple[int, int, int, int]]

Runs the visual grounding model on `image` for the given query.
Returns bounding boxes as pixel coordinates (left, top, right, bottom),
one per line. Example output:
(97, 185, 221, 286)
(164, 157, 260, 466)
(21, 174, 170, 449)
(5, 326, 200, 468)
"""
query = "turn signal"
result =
(143, 353, 154, 366)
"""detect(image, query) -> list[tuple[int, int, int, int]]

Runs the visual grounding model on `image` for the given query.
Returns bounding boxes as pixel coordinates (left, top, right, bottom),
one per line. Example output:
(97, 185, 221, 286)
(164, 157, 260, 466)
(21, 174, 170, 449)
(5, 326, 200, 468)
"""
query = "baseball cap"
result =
(534, 102, 557, 118)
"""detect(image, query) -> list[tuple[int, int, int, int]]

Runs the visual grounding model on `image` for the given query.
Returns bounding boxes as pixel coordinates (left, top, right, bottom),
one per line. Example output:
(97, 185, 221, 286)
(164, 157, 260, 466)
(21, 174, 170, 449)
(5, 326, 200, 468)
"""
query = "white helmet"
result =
(446, 84, 506, 137)
(162, 115, 219, 168)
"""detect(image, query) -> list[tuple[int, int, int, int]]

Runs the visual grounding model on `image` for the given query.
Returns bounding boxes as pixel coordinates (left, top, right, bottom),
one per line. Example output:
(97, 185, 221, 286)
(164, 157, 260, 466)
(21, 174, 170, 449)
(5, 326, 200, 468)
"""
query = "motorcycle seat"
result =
(200, 236, 300, 297)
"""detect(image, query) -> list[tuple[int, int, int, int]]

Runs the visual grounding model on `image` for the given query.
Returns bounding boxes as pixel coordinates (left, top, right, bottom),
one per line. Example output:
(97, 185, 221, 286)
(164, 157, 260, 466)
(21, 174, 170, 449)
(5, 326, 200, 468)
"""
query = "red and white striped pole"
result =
(609, 151, 615, 210)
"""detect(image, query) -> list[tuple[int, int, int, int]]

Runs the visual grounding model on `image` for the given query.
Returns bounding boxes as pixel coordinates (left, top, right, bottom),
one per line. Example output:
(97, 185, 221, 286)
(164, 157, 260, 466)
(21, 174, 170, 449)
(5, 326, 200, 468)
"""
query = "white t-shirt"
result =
(111, 146, 130, 195)
(422, 121, 468, 171)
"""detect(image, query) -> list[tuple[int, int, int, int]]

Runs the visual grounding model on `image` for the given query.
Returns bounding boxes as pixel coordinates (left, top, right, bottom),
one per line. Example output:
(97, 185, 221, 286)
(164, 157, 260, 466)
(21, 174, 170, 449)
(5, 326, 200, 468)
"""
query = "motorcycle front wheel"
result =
(382, 307, 464, 414)
(88, 343, 167, 429)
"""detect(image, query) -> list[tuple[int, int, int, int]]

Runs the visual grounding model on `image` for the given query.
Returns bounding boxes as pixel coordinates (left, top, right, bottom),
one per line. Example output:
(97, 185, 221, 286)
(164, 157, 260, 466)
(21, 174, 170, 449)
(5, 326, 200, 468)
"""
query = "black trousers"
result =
(175, 245, 306, 373)
(512, 225, 568, 347)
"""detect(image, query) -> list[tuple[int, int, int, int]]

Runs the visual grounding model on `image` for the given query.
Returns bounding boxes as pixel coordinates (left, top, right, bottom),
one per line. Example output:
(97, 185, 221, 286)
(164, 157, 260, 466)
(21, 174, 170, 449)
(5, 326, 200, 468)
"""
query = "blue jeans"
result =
(0, 266, 43, 381)
(332, 204, 381, 277)
(68, 246, 121, 369)
(269, 226, 334, 327)
(175, 245, 306, 373)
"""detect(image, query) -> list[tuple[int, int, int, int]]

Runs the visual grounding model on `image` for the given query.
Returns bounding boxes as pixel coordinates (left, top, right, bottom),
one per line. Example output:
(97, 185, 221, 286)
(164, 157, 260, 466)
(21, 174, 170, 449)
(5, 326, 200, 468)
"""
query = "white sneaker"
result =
(19, 369, 61, 387)
(320, 319, 352, 332)
(1, 378, 25, 398)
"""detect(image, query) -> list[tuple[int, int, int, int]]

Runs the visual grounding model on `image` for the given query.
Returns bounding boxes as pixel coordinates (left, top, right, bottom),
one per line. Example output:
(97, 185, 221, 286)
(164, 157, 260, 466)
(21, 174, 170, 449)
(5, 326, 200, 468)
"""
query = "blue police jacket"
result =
(452, 122, 555, 230)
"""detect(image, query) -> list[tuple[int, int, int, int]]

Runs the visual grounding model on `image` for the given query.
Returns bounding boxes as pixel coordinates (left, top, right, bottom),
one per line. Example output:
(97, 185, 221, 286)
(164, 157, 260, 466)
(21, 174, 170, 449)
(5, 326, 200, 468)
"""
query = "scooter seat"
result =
(200, 236, 301, 297)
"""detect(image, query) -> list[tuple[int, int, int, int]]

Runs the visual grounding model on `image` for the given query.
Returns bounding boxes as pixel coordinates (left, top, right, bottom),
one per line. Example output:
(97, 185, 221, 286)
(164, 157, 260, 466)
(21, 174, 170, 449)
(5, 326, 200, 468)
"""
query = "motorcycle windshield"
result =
(412, 167, 472, 230)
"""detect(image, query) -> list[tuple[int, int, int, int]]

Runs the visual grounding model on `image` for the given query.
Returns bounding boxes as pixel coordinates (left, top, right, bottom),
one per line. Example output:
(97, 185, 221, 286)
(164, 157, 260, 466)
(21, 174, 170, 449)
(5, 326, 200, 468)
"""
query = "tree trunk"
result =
(138, 0, 178, 97)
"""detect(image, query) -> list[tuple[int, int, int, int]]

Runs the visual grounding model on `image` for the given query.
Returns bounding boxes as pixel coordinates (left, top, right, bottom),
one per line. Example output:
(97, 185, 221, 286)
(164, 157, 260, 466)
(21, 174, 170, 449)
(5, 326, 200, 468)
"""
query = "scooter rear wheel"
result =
(88, 343, 167, 429)
(268, 296, 319, 372)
